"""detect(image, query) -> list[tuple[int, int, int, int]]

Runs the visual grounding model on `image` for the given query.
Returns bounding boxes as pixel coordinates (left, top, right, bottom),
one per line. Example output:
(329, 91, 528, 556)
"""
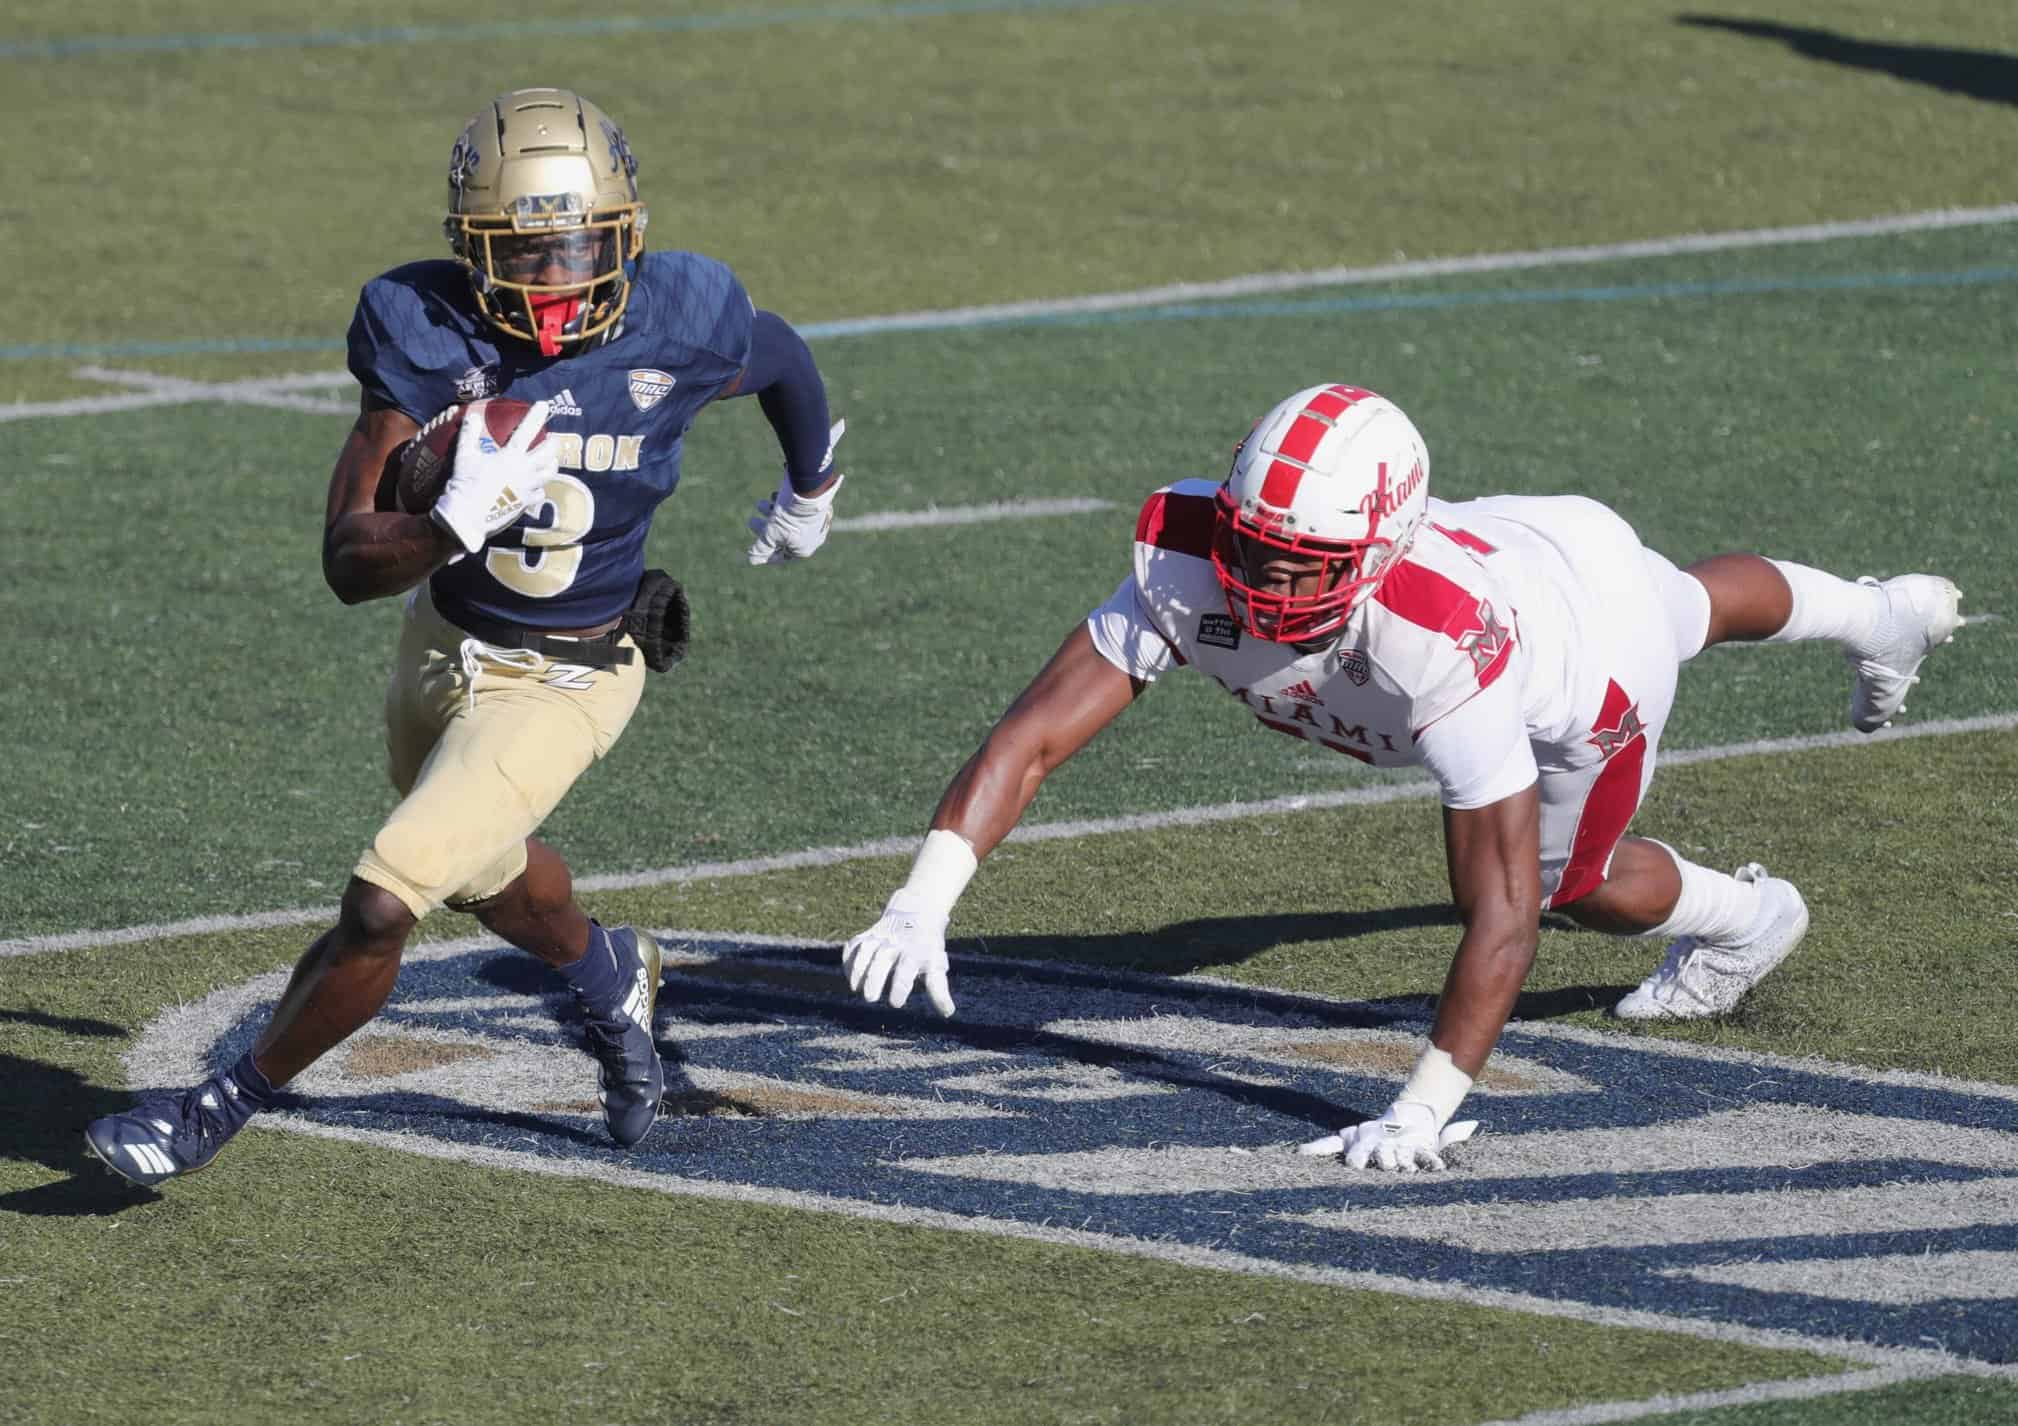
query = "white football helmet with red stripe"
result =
(1213, 384, 1430, 643)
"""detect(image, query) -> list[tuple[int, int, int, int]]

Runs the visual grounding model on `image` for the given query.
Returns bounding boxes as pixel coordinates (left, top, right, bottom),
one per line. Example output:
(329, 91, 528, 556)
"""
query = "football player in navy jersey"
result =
(85, 88, 844, 1185)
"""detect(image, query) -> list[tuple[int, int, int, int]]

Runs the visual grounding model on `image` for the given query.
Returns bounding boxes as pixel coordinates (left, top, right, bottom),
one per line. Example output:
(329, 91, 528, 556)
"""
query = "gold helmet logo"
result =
(444, 88, 649, 356)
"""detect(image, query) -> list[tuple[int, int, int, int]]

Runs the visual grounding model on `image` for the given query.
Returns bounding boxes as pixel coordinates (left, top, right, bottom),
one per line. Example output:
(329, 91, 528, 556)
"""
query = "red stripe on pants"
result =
(1548, 740, 1646, 908)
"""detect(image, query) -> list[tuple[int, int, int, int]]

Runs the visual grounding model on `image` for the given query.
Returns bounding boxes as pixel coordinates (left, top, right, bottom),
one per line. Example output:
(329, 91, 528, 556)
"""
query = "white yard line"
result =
(5, 710, 2011, 958)
(804, 204, 2018, 337)
(7, 204, 2018, 425)
(834, 497, 1115, 531)
(2, 365, 355, 422)
(1471, 1366, 1937, 1426)
(66, 364, 356, 416)
(6, 389, 222, 420)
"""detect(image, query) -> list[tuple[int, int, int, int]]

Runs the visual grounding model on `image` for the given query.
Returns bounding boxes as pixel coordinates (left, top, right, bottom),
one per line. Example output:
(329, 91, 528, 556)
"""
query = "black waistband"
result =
(442, 605, 635, 669)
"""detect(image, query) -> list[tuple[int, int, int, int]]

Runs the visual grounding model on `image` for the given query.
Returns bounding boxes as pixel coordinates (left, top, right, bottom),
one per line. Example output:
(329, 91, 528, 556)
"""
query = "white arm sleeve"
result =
(1086, 575, 1177, 682)
(1413, 670, 1538, 810)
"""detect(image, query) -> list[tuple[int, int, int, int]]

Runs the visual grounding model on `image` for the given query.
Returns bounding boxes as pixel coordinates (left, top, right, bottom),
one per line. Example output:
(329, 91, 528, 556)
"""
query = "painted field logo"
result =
(132, 934, 2018, 1365)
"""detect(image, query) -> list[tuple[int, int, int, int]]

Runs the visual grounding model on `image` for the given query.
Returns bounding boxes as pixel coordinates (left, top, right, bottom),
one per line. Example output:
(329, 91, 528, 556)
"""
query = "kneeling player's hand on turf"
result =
(747, 419, 846, 565)
(433, 398, 557, 554)
(842, 890, 954, 1017)
(1297, 1102, 1478, 1172)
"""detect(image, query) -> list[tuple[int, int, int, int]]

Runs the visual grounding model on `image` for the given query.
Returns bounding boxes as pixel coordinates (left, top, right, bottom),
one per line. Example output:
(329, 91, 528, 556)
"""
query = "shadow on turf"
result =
(470, 949, 1388, 1133)
(956, 907, 1633, 1017)
(1678, 15, 2018, 107)
(1506, 983, 1634, 1020)
(0, 1008, 126, 1038)
(966, 902, 1464, 976)
(0, 1052, 157, 1216)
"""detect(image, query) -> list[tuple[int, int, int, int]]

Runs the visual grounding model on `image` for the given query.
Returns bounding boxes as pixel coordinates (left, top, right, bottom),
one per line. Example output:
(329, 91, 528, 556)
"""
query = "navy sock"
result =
(220, 1050, 276, 1121)
(556, 921, 623, 1008)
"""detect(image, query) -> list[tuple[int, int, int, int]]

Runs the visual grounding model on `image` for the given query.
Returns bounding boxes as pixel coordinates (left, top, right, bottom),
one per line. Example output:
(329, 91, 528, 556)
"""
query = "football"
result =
(386, 398, 545, 515)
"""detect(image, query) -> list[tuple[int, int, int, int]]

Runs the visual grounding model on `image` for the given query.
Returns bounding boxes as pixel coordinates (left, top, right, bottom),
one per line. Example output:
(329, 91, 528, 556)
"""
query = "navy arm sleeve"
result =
(735, 309, 835, 494)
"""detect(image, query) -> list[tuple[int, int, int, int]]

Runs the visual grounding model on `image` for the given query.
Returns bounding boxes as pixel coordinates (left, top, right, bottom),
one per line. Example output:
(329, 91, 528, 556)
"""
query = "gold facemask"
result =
(444, 89, 648, 354)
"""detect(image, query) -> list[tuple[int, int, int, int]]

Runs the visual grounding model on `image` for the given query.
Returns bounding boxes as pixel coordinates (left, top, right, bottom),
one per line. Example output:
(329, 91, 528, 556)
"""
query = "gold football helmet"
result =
(444, 88, 648, 355)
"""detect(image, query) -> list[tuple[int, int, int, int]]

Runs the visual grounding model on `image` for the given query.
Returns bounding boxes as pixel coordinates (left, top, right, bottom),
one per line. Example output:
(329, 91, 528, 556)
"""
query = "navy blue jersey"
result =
(347, 250, 753, 629)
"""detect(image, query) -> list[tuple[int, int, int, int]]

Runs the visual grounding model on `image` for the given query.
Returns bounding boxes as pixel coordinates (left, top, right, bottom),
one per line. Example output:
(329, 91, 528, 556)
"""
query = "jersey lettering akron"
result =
(347, 250, 753, 629)
(1088, 481, 1655, 811)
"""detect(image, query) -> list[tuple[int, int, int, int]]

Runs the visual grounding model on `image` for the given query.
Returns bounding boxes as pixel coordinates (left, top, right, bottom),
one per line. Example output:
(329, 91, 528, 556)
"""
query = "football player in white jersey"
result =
(840, 382, 1964, 1172)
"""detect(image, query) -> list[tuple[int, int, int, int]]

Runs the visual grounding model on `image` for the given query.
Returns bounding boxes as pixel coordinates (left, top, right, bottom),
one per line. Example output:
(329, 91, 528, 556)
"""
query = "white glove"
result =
(842, 889, 955, 1017)
(746, 418, 846, 565)
(1296, 1102, 1479, 1173)
(432, 399, 556, 555)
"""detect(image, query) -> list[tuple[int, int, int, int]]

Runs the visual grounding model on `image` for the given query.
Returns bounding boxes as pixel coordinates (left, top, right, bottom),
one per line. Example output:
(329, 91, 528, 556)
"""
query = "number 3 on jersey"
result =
(486, 473, 595, 598)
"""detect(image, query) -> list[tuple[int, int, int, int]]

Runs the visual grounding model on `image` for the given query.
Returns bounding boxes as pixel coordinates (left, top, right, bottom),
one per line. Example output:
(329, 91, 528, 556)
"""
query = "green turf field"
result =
(5, 3, 2017, 1423)
(9, 220, 2016, 938)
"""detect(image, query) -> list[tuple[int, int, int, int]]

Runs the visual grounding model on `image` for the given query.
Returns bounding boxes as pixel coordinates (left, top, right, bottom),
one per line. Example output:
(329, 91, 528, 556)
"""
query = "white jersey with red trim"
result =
(1087, 479, 1651, 809)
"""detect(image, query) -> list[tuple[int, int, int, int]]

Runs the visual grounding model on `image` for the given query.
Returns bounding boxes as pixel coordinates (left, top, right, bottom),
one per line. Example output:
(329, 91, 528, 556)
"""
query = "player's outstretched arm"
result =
(320, 398, 459, 604)
(735, 310, 847, 565)
(842, 625, 1146, 1016)
(1300, 786, 1541, 1170)
(931, 624, 1147, 856)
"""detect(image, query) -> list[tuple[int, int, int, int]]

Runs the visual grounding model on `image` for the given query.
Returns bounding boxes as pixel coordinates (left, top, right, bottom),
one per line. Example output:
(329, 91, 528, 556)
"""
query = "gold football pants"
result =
(353, 585, 646, 919)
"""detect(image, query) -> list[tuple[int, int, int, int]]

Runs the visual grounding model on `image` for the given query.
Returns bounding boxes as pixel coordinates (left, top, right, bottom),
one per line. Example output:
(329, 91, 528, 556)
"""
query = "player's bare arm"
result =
(1292, 786, 1541, 1173)
(932, 625, 1145, 857)
(842, 625, 1145, 1017)
(320, 397, 457, 604)
(1432, 786, 1544, 1076)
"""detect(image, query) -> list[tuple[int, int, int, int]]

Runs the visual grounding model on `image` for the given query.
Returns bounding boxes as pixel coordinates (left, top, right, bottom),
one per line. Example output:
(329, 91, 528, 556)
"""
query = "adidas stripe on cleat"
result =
(578, 926, 666, 1149)
(83, 1073, 261, 1187)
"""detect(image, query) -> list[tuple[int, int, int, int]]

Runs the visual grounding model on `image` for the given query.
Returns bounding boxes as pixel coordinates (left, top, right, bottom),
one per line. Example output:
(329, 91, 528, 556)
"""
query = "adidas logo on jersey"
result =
(1281, 679, 1323, 704)
(547, 389, 584, 417)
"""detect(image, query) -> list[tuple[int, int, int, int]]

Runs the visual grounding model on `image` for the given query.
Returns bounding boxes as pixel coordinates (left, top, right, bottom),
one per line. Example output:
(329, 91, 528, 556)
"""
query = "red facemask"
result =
(1211, 490, 1388, 644)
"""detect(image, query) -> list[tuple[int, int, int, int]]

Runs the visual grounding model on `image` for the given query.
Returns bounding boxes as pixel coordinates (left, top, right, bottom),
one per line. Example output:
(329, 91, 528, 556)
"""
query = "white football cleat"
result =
(1847, 574, 1963, 734)
(1615, 864, 1809, 1021)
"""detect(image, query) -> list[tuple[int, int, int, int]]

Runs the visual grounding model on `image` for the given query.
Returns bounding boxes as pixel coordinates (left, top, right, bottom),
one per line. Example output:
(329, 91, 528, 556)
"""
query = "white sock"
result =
(1765, 560, 1885, 650)
(1642, 842, 1763, 944)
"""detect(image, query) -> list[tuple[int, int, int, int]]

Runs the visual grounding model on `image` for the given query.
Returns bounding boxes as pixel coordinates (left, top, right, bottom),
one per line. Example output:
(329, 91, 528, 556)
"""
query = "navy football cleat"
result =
(579, 926, 665, 1148)
(84, 1072, 260, 1187)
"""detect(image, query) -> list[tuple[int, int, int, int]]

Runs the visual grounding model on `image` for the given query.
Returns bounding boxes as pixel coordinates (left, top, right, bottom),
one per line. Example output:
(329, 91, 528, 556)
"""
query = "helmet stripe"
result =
(1256, 385, 1375, 509)
(1306, 385, 1358, 419)
(1257, 457, 1306, 508)
(1275, 415, 1330, 464)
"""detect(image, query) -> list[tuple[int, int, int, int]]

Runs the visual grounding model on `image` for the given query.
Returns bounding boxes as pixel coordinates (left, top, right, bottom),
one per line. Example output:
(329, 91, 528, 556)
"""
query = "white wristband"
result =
(783, 470, 844, 513)
(896, 829, 978, 919)
(1397, 1045, 1474, 1129)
